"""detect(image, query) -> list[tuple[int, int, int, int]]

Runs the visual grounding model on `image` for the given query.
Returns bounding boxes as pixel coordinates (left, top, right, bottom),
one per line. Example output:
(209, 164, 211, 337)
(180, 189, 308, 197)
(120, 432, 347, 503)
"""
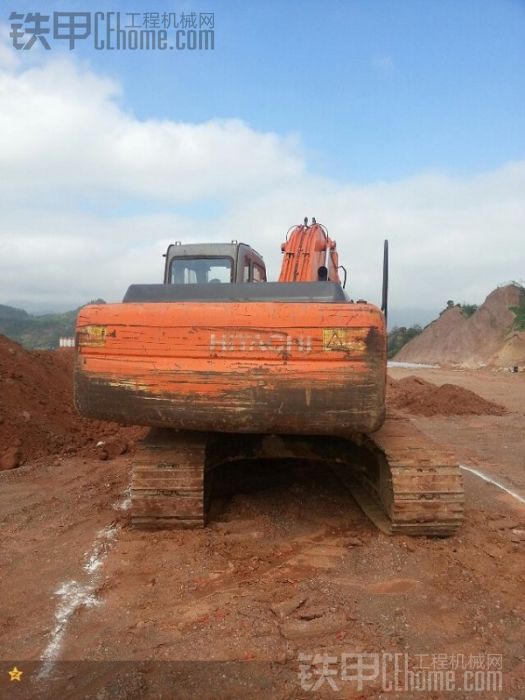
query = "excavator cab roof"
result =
(163, 242, 266, 285)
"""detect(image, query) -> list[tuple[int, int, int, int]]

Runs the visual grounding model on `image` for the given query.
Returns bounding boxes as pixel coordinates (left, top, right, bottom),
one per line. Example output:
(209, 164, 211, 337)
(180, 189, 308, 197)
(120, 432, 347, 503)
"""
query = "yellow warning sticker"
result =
(78, 325, 107, 346)
(322, 328, 366, 353)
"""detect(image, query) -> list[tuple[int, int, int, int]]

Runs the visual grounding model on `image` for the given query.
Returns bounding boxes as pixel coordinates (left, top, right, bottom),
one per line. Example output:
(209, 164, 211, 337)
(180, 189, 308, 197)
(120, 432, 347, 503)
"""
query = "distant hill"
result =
(395, 284, 525, 368)
(0, 300, 105, 349)
(0, 305, 30, 321)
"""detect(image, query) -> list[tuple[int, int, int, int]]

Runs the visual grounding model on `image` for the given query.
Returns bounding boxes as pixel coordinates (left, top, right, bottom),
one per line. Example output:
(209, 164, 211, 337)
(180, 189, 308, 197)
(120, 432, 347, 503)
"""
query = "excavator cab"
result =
(163, 242, 266, 285)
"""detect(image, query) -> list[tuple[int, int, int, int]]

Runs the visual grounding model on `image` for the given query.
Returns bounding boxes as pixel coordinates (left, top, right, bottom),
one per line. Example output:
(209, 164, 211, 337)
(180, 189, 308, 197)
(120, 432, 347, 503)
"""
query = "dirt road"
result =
(1, 369, 524, 699)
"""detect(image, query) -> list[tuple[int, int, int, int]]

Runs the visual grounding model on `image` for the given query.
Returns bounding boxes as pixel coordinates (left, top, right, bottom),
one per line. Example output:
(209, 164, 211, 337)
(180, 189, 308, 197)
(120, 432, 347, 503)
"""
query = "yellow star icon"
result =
(8, 666, 23, 681)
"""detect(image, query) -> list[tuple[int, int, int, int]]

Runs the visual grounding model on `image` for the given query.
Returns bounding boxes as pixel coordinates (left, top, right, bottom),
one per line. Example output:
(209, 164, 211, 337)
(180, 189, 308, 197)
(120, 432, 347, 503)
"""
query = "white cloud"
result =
(0, 58, 304, 202)
(0, 56, 524, 318)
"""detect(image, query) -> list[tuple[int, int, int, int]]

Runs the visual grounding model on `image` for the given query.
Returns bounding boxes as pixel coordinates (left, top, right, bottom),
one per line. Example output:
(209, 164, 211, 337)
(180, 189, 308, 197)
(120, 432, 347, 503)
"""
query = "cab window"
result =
(170, 257, 233, 284)
(253, 264, 266, 283)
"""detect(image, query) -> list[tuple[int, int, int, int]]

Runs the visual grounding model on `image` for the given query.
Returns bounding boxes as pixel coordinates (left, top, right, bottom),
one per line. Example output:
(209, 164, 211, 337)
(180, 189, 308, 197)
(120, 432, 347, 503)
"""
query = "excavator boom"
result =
(279, 219, 341, 283)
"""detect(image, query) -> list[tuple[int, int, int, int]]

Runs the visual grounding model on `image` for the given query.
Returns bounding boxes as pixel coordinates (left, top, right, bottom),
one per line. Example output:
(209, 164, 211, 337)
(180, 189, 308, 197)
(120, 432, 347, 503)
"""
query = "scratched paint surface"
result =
(75, 301, 386, 435)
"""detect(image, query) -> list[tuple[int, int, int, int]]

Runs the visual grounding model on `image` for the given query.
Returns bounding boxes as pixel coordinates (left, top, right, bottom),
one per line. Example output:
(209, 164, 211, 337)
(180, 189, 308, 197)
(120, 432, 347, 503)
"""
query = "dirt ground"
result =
(0, 368, 524, 699)
(0, 339, 144, 469)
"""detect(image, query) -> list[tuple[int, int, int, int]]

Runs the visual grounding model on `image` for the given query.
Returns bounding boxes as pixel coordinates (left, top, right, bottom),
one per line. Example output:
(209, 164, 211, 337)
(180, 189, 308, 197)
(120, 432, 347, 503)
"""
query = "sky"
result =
(0, 0, 524, 326)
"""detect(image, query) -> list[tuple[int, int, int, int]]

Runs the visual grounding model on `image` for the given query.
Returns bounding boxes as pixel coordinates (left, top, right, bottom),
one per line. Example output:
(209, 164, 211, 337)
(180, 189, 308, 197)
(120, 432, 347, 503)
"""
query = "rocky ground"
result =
(0, 360, 524, 699)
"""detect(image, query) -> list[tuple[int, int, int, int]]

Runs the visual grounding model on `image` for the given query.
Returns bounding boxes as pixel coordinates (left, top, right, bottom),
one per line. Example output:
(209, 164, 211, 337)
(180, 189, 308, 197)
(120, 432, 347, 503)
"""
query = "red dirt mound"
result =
(387, 375, 506, 417)
(0, 334, 144, 469)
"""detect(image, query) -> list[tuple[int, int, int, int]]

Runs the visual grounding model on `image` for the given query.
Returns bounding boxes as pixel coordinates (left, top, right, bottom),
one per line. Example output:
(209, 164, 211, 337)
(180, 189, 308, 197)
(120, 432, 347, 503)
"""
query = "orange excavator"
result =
(75, 219, 463, 535)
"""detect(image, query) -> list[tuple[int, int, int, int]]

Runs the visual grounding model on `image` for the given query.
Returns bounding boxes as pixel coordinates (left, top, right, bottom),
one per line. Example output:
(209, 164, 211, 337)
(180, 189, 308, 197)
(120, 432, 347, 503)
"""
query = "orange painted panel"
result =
(75, 300, 386, 435)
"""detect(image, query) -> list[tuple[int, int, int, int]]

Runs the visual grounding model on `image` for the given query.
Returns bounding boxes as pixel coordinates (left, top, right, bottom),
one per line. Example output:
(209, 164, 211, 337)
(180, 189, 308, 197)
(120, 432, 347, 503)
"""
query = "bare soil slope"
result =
(395, 283, 525, 367)
(0, 334, 144, 469)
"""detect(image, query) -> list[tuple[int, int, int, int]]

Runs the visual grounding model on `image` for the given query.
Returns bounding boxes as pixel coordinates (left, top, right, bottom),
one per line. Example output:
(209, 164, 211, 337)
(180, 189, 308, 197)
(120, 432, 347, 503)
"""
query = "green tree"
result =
(460, 303, 478, 318)
(387, 325, 422, 358)
(509, 302, 525, 331)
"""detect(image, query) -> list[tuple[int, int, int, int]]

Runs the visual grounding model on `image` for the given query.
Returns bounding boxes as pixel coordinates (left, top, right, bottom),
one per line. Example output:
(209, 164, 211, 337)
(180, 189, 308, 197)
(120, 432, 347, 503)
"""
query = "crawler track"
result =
(130, 430, 212, 528)
(349, 417, 464, 536)
(130, 418, 464, 536)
